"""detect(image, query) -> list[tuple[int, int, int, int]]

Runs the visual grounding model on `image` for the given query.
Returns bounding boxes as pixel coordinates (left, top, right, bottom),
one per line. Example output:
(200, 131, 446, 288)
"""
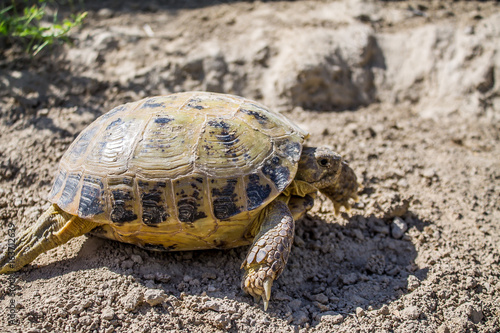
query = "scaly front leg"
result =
(241, 199, 294, 311)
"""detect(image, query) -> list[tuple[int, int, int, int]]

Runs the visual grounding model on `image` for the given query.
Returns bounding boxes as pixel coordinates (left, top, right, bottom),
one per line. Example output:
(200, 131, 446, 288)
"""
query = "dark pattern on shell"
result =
(262, 156, 291, 192)
(141, 192, 168, 226)
(207, 119, 231, 130)
(212, 178, 241, 220)
(246, 174, 272, 210)
(110, 190, 137, 223)
(177, 198, 207, 223)
(240, 108, 268, 124)
(106, 118, 123, 131)
(276, 139, 302, 163)
(174, 177, 208, 223)
(154, 116, 174, 124)
(141, 100, 165, 109)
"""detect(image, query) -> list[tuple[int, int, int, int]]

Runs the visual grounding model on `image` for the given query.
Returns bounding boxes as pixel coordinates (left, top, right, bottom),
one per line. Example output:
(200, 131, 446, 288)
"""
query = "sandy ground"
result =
(0, 1, 499, 332)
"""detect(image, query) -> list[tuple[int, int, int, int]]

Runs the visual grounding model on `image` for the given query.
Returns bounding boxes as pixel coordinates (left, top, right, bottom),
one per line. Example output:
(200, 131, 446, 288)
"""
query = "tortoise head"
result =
(295, 147, 359, 214)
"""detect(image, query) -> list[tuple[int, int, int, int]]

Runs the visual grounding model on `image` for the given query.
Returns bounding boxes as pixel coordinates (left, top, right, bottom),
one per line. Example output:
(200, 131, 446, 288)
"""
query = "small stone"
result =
(378, 305, 390, 315)
(130, 254, 143, 264)
(340, 272, 358, 285)
(356, 307, 365, 317)
(121, 260, 134, 269)
(318, 312, 343, 324)
(202, 300, 220, 312)
(352, 228, 364, 240)
(407, 275, 420, 291)
(101, 307, 115, 320)
(421, 169, 436, 178)
(391, 217, 408, 239)
(121, 289, 144, 312)
(313, 293, 329, 304)
(144, 289, 166, 306)
(293, 310, 308, 325)
(155, 273, 171, 283)
(78, 315, 92, 326)
(289, 299, 301, 311)
(373, 225, 390, 235)
(37, 108, 49, 116)
(68, 305, 83, 315)
(213, 314, 231, 329)
(401, 305, 420, 320)
(457, 303, 483, 324)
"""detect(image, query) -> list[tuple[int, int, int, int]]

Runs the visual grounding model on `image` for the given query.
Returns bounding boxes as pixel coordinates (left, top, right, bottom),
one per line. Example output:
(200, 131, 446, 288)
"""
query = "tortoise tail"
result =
(0, 204, 100, 274)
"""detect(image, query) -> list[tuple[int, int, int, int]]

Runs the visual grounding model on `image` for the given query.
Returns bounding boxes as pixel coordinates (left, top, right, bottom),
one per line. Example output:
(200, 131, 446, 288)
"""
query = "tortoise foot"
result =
(240, 199, 294, 311)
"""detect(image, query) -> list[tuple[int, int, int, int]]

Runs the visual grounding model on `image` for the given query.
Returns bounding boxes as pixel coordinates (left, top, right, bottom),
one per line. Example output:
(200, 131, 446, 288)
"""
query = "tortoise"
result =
(0, 92, 358, 310)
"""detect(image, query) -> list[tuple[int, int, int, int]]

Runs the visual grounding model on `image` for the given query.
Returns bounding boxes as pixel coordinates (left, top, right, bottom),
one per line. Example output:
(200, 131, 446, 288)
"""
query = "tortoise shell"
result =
(47, 92, 308, 251)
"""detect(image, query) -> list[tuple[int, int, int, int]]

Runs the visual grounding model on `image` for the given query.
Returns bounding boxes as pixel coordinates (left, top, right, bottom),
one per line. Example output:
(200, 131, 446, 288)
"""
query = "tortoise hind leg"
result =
(0, 204, 100, 274)
(241, 199, 295, 311)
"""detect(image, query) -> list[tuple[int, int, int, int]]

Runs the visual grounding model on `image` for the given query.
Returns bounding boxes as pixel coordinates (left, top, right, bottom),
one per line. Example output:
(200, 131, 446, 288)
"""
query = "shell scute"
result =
(173, 175, 210, 225)
(78, 175, 105, 218)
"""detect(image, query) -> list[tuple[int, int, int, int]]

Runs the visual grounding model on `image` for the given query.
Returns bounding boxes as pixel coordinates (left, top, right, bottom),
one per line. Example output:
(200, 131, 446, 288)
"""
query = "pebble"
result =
(130, 254, 143, 264)
(101, 307, 115, 320)
(407, 275, 420, 291)
(121, 289, 144, 312)
(121, 260, 135, 269)
(352, 228, 364, 240)
(213, 314, 231, 329)
(293, 310, 309, 325)
(340, 273, 359, 285)
(401, 305, 420, 320)
(421, 169, 436, 179)
(313, 293, 329, 304)
(391, 217, 408, 239)
(356, 307, 365, 317)
(318, 311, 343, 324)
(289, 299, 302, 311)
(379, 305, 390, 315)
(79, 315, 92, 325)
(144, 289, 166, 306)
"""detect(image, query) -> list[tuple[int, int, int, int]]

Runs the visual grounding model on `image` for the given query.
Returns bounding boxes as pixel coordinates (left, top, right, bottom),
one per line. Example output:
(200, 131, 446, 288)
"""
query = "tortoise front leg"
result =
(288, 194, 315, 221)
(241, 199, 294, 311)
(0, 204, 100, 274)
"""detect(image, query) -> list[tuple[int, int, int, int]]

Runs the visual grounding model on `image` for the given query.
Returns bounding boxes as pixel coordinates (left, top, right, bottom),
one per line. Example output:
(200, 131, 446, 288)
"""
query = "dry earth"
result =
(0, 1, 499, 332)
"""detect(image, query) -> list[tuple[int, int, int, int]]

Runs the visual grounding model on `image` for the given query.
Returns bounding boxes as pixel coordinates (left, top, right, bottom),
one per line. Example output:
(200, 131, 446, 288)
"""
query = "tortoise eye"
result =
(319, 158, 329, 167)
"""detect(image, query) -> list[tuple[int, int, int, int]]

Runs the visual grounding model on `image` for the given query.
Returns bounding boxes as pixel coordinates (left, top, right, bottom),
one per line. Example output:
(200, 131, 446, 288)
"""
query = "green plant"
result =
(0, 1, 87, 55)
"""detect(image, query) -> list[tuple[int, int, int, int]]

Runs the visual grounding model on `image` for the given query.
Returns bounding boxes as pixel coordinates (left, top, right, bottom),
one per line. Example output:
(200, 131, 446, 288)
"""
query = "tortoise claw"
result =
(262, 278, 272, 311)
